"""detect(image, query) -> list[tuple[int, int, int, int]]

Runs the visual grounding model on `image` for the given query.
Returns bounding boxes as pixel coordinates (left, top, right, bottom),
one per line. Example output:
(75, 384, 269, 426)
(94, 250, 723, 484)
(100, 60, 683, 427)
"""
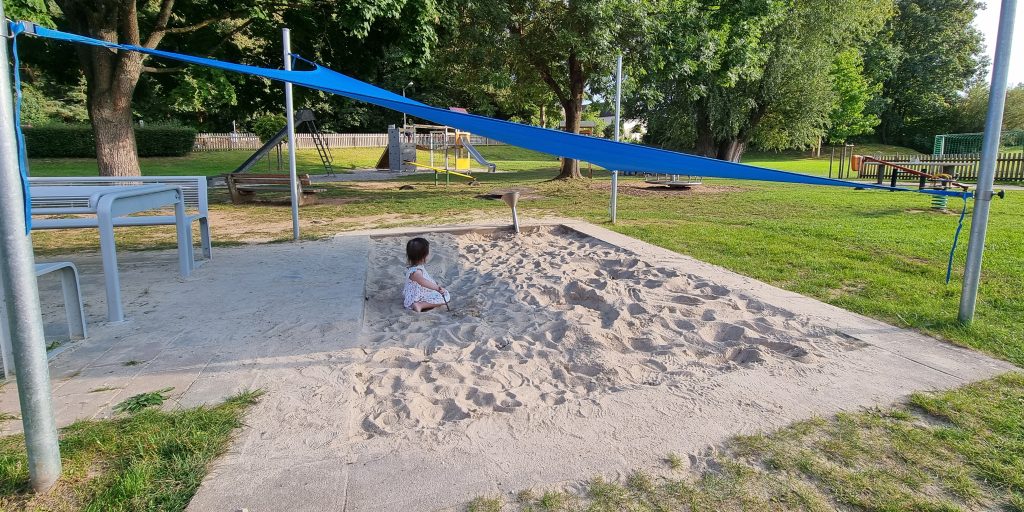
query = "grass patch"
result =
(0, 389, 262, 511)
(666, 452, 684, 471)
(467, 495, 504, 512)
(113, 388, 174, 414)
(482, 373, 1024, 511)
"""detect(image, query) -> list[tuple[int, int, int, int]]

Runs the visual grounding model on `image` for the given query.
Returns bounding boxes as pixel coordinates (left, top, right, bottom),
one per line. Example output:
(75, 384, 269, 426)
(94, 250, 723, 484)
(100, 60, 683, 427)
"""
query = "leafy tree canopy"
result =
(638, 0, 892, 161)
(870, 0, 987, 150)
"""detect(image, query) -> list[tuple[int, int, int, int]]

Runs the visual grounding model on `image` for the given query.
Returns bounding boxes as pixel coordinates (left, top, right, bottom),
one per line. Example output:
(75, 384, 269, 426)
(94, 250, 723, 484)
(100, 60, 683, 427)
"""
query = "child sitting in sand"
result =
(404, 237, 451, 312)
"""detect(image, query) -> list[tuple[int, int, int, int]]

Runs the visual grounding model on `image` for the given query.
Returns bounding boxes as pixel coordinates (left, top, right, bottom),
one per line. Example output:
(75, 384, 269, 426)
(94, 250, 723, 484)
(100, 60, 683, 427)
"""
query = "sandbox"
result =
(0, 221, 1012, 511)
(356, 226, 864, 437)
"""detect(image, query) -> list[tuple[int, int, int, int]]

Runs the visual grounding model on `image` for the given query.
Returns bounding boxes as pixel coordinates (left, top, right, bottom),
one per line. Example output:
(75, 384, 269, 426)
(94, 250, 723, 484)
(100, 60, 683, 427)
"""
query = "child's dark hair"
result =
(406, 237, 430, 265)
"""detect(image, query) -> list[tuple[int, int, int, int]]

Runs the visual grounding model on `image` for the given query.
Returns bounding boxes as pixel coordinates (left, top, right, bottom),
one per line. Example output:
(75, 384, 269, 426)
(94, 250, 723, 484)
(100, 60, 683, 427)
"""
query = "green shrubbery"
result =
(249, 113, 287, 143)
(23, 123, 197, 158)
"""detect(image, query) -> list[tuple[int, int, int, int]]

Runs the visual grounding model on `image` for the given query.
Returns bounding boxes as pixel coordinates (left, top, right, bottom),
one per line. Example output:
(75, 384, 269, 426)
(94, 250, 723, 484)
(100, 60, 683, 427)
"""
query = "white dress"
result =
(403, 265, 451, 309)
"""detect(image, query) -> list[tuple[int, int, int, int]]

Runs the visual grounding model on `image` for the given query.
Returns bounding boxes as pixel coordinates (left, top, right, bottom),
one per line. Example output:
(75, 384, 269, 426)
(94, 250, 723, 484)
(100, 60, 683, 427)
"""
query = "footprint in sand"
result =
(751, 339, 814, 362)
(701, 323, 746, 343)
(725, 346, 767, 365)
(672, 294, 705, 306)
(674, 319, 697, 331)
(695, 282, 731, 297)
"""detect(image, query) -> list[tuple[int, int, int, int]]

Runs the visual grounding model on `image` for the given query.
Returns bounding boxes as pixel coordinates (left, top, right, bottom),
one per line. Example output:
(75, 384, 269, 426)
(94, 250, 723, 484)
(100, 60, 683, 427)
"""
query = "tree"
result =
(1005, 85, 1024, 131)
(826, 49, 882, 144)
(950, 83, 1024, 134)
(36, 0, 443, 175)
(870, 0, 986, 150)
(448, 0, 650, 179)
(52, 0, 260, 176)
(411, 5, 559, 128)
(638, 0, 891, 162)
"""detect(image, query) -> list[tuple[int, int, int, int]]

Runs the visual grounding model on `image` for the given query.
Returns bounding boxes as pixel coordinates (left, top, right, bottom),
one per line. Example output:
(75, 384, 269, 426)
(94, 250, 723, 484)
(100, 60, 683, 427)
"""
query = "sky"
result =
(974, 1, 1024, 85)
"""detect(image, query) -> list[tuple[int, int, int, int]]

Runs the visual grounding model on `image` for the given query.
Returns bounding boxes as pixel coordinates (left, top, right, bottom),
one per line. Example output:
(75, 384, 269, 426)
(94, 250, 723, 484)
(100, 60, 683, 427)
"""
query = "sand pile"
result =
(356, 227, 862, 437)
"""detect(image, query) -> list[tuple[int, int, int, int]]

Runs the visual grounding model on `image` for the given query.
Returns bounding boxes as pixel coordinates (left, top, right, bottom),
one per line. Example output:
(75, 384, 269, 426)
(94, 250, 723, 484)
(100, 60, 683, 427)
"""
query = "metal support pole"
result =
(828, 146, 834, 178)
(959, 0, 1016, 324)
(839, 144, 847, 181)
(0, 8, 62, 491)
(283, 28, 300, 241)
(610, 54, 622, 224)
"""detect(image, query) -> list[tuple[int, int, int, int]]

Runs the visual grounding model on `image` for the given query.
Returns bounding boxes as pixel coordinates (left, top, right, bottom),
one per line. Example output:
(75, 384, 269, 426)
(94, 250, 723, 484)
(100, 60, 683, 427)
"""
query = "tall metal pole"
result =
(282, 28, 300, 241)
(402, 86, 408, 129)
(610, 54, 622, 224)
(959, 0, 1016, 323)
(0, 11, 62, 491)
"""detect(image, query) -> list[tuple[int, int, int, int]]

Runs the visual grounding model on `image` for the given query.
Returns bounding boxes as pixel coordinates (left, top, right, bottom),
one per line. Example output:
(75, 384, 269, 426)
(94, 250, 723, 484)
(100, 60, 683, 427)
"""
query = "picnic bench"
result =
(28, 180, 201, 322)
(29, 176, 212, 260)
(226, 173, 326, 206)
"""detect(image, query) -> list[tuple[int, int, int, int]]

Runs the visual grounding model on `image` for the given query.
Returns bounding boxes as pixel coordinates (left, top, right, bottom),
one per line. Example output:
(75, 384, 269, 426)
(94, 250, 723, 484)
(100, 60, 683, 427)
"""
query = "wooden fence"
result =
(193, 132, 505, 151)
(855, 152, 1024, 183)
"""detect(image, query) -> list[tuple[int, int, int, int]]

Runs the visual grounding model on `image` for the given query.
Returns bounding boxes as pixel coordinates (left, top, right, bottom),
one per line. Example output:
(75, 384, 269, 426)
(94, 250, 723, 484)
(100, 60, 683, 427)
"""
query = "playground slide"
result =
(232, 110, 316, 174)
(461, 139, 497, 172)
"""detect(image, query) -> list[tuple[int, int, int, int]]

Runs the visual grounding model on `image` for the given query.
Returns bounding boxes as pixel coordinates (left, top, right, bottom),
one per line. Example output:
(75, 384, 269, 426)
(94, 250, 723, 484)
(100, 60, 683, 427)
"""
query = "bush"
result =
(23, 123, 197, 158)
(249, 113, 287, 143)
(135, 124, 197, 157)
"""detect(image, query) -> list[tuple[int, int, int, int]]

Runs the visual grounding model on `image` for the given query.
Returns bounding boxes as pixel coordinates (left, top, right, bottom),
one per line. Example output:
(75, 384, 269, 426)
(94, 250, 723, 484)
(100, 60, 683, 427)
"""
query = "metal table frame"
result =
(30, 184, 191, 322)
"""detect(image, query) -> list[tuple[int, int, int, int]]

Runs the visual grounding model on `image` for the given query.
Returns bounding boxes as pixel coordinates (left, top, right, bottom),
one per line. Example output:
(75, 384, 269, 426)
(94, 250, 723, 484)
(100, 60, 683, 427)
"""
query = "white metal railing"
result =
(194, 132, 506, 151)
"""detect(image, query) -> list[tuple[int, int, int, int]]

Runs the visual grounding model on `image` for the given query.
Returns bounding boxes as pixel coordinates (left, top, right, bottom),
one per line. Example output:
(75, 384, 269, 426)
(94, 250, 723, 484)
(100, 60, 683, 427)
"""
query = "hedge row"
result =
(24, 124, 197, 158)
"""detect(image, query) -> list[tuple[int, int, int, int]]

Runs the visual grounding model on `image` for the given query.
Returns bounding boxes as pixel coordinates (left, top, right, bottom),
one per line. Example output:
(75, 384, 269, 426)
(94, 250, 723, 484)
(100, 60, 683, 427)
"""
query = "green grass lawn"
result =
(26, 143, 918, 178)
(28, 148, 376, 177)
(740, 142, 922, 176)
(17, 143, 1024, 510)
(0, 390, 261, 511)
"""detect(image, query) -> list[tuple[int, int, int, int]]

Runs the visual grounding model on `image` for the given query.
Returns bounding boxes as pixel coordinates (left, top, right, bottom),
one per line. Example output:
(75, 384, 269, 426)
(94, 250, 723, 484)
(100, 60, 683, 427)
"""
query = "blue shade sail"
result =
(13, 22, 969, 198)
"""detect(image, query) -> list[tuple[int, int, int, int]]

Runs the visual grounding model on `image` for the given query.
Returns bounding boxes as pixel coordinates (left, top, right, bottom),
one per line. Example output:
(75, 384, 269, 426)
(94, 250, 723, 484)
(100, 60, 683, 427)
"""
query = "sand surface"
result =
(357, 227, 863, 438)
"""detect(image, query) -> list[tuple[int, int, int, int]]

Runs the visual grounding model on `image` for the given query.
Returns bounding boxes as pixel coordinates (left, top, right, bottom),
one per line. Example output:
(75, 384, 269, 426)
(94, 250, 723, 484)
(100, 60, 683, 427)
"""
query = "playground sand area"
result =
(357, 227, 861, 436)
(1, 221, 1013, 511)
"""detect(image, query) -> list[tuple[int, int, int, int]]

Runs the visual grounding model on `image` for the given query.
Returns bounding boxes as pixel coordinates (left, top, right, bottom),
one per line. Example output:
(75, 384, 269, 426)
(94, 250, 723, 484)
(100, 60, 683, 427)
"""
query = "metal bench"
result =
(28, 176, 212, 260)
(226, 173, 326, 206)
(1, 262, 87, 377)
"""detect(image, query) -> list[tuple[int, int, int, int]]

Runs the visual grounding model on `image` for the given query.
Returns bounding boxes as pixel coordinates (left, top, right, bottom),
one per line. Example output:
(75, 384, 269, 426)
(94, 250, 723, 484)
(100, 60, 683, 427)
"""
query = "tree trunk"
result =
(718, 140, 746, 162)
(554, 54, 586, 180)
(556, 98, 583, 179)
(88, 88, 141, 177)
(539, 104, 547, 128)
(693, 103, 757, 162)
(58, 0, 161, 177)
(693, 107, 718, 158)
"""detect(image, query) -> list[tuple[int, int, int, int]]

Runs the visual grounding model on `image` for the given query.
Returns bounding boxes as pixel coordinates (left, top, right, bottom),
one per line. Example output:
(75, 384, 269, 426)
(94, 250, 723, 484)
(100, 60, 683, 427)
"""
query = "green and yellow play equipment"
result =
(375, 109, 497, 186)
